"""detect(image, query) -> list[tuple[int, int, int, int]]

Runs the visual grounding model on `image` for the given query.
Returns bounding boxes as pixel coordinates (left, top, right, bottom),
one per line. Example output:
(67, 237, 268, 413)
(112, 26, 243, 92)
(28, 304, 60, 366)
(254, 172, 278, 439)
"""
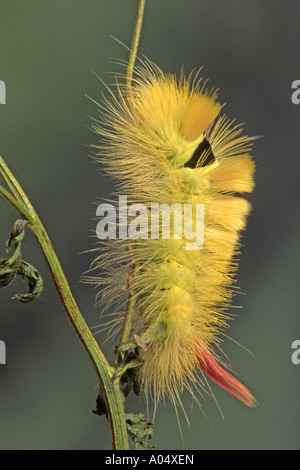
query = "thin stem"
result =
(126, 0, 146, 89)
(0, 0, 148, 451)
(31, 222, 129, 449)
(0, 184, 33, 222)
(0, 156, 129, 450)
(117, 1, 146, 352)
(118, 288, 137, 349)
(117, 244, 137, 351)
(0, 156, 36, 220)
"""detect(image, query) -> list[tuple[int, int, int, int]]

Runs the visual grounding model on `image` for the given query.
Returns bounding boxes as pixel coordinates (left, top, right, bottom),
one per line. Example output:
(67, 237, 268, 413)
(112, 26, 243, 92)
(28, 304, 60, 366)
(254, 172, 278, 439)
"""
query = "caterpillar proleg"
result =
(89, 59, 256, 410)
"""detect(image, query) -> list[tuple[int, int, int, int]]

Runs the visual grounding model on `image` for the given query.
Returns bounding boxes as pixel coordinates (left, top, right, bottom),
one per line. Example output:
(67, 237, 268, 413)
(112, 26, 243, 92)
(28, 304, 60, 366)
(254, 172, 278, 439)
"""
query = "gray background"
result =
(0, 0, 299, 450)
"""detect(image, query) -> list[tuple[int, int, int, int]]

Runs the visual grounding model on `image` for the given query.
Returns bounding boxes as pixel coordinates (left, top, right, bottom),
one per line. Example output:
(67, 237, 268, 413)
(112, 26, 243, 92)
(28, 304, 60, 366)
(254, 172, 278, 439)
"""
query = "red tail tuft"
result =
(196, 347, 256, 407)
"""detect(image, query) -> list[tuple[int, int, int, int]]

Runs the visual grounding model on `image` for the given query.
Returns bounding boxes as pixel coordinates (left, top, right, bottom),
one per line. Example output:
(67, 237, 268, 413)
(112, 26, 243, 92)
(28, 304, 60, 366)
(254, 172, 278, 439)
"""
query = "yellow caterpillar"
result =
(90, 59, 256, 409)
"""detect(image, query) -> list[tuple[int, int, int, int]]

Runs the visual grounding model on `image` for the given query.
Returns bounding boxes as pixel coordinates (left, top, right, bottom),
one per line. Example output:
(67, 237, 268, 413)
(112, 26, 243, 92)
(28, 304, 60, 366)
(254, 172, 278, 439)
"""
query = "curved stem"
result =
(0, 183, 33, 222)
(0, 157, 129, 450)
(0, 1, 148, 451)
(126, 0, 146, 89)
(31, 221, 129, 449)
(0, 156, 36, 221)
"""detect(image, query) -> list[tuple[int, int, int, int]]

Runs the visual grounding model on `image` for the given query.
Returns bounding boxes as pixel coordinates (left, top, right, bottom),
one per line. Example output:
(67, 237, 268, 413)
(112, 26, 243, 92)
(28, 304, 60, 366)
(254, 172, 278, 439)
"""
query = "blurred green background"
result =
(0, 0, 299, 450)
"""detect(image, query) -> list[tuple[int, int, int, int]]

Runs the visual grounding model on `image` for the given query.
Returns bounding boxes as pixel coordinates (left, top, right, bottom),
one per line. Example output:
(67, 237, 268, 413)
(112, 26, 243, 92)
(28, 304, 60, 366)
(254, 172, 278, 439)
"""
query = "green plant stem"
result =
(0, 183, 32, 222)
(126, 0, 146, 89)
(0, 0, 147, 451)
(117, 0, 146, 352)
(118, 287, 137, 350)
(116, 245, 138, 353)
(0, 156, 36, 221)
(31, 221, 129, 449)
(0, 157, 129, 450)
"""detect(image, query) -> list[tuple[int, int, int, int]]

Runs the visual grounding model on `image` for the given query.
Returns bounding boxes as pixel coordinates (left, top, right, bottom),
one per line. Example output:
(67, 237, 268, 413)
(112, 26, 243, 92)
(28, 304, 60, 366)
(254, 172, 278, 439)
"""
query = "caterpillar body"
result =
(90, 60, 256, 409)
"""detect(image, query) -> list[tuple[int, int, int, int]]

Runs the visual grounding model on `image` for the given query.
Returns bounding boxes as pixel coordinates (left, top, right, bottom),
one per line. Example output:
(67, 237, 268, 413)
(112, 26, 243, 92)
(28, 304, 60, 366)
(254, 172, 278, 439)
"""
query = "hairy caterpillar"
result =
(89, 59, 256, 410)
